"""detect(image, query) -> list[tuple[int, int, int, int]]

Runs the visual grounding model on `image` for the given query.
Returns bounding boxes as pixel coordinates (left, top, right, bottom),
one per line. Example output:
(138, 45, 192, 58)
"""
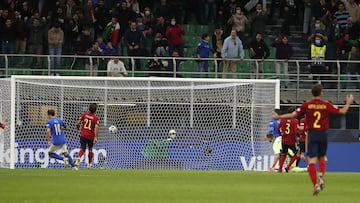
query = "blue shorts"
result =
(307, 130, 328, 158)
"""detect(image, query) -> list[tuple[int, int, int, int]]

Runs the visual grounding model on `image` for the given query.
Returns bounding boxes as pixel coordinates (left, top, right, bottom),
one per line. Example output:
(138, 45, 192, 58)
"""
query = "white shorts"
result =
(48, 144, 68, 154)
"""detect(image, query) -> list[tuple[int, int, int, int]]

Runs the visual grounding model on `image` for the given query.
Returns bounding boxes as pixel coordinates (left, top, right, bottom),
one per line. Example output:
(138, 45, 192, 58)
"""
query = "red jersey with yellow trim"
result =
(296, 99, 340, 131)
(277, 118, 298, 146)
(79, 112, 99, 140)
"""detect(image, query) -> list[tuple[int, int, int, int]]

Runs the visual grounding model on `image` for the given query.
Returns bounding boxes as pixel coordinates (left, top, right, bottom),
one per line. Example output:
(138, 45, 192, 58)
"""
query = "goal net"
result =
(1, 76, 280, 170)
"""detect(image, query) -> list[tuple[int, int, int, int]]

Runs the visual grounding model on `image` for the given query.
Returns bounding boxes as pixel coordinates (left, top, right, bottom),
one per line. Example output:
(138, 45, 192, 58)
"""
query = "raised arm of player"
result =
(273, 111, 298, 120)
(339, 94, 354, 114)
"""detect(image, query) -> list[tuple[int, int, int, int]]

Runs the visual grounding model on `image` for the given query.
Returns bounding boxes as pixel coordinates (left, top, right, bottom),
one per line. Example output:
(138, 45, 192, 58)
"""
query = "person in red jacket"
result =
(166, 17, 185, 61)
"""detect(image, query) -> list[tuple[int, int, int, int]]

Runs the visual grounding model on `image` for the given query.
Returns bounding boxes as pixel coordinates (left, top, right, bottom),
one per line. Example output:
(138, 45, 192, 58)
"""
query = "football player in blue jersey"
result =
(46, 109, 75, 169)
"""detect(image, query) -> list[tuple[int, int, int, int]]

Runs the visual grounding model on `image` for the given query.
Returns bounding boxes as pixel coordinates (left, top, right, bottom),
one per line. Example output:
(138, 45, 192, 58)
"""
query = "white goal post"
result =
(1, 76, 280, 170)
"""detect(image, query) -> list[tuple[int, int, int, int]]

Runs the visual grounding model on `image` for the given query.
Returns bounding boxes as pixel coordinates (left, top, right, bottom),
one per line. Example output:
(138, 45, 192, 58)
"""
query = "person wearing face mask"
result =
(307, 19, 328, 42)
(227, 6, 248, 47)
(249, 3, 268, 38)
(165, 17, 185, 62)
(151, 32, 168, 57)
(307, 34, 328, 84)
(142, 7, 155, 28)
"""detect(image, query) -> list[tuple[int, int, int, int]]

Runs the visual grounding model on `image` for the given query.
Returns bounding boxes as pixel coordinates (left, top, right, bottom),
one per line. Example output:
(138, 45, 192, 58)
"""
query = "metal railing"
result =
(1, 54, 359, 103)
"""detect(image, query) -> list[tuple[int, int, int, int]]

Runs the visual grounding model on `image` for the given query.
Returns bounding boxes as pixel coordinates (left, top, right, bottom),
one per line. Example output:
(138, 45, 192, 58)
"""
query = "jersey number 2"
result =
(313, 111, 321, 128)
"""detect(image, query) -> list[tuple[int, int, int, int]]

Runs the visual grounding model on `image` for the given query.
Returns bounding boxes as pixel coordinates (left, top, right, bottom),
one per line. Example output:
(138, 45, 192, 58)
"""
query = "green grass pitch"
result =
(0, 169, 359, 203)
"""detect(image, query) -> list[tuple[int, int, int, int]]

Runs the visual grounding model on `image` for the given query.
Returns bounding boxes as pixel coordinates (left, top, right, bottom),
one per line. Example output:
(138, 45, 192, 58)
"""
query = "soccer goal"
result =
(0, 76, 280, 170)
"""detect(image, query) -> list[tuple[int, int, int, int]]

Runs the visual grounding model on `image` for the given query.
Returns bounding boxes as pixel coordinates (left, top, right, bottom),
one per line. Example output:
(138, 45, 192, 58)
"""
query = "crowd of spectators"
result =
(0, 0, 359, 79)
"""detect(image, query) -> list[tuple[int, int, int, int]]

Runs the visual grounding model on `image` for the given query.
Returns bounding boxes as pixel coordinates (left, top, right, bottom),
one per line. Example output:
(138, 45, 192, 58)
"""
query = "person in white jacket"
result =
(107, 58, 128, 77)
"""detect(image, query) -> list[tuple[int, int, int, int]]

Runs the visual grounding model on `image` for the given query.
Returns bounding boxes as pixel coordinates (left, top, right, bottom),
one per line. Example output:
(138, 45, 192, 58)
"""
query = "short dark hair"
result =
(89, 103, 97, 113)
(201, 33, 208, 40)
(312, 83, 322, 97)
(47, 109, 55, 116)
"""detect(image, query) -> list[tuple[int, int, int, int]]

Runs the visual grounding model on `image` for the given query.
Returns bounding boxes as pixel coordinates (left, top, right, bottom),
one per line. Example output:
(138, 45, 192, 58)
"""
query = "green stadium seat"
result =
(183, 24, 196, 35)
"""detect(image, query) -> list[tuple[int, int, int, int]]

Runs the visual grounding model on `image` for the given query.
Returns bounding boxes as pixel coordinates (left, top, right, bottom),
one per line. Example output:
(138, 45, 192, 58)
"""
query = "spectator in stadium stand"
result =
(72, 26, 92, 68)
(249, 3, 268, 38)
(211, 25, 225, 67)
(249, 32, 270, 79)
(1, 18, 16, 66)
(14, 11, 27, 61)
(151, 32, 168, 57)
(214, 7, 226, 28)
(102, 17, 121, 49)
(142, 6, 156, 30)
(154, 0, 172, 22)
(334, 2, 350, 31)
(302, 0, 313, 35)
(128, 0, 140, 14)
(313, 13, 336, 85)
(221, 30, 244, 79)
(81, 0, 96, 41)
(307, 33, 328, 84)
(112, 1, 138, 54)
(345, 0, 360, 23)
(227, 5, 249, 47)
(48, 22, 64, 75)
(26, 16, 47, 74)
(196, 33, 215, 78)
(343, 17, 360, 41)
(68, 13, 82, 54)
(124, 21, 145, 71)
(166, 17, 185, 58)
(154, 16, 168, 37)
(313, 0, 328, 20)
(204, 0, 217, 24)
(85, 41, 103, 76)
(307, 18, 328, 42)
(340, 45, 360, 89)
(271, 35, 293, 88)
(93, 0, 109, 39)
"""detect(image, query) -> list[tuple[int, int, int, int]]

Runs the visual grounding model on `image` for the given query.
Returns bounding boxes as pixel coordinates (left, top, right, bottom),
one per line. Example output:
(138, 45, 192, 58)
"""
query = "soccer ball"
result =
(168, 129, 176, 139)
(108, 125, 117, 133)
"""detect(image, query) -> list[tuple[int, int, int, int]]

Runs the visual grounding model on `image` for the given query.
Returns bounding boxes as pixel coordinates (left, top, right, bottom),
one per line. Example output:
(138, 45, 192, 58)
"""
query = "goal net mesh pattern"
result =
(1, 77, 278, 170)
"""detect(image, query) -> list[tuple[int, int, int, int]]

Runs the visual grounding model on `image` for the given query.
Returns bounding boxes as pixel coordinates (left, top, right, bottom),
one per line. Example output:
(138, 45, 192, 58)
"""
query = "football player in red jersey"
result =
(273, 84, 353, 195)
(276, 106, 299, 173)
(75, 103, 99, 169)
